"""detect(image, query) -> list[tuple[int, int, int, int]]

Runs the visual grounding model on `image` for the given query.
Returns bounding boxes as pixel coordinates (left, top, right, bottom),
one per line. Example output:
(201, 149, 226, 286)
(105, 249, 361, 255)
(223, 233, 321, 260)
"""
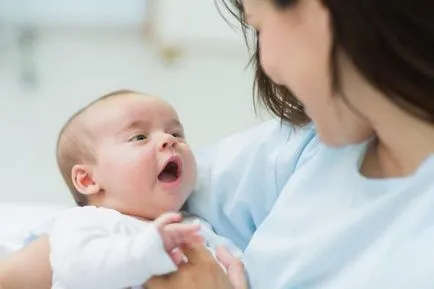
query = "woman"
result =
(2, 0, 434, 288)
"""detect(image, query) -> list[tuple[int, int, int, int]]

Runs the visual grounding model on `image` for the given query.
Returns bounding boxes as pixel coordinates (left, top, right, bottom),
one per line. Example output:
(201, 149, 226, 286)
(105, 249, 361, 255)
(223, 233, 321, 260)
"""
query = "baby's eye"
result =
(171, 132, 184, 138)
(129, 134, 147, 142)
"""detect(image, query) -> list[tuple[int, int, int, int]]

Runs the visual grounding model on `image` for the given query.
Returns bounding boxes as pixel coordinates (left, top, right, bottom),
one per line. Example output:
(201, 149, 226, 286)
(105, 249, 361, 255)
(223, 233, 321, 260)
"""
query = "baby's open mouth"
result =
(158, 158, 181, 183)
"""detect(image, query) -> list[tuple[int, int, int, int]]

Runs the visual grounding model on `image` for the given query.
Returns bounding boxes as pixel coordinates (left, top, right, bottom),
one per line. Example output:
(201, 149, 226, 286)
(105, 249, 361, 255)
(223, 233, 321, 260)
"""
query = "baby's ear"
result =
(71, 164, 101, 196)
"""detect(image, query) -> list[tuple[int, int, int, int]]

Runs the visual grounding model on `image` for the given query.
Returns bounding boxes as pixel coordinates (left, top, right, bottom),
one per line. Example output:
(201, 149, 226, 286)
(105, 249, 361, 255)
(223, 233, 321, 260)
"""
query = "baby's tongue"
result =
(158, 172, 177, 183)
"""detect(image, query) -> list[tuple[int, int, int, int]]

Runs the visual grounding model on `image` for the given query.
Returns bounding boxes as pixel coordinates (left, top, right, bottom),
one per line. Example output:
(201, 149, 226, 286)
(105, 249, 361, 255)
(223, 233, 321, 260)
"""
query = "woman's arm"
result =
(0, 235, 52, 289)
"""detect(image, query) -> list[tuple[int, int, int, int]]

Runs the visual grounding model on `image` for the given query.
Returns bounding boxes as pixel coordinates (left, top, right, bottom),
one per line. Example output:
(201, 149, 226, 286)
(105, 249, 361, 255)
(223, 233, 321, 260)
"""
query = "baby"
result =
(50, 90, 240, 289)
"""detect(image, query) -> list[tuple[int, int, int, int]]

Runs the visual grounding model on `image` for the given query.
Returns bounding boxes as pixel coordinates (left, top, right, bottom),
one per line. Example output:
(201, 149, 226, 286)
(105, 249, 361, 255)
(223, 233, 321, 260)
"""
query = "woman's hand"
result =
(146, 244, 247, 289)
(215, 246, 247, 289)
(0, 235, 52, 289)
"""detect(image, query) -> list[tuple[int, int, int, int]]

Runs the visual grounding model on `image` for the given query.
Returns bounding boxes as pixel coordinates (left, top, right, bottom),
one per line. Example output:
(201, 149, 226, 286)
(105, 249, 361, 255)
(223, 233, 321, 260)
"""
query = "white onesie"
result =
(49, 206, 241, 289)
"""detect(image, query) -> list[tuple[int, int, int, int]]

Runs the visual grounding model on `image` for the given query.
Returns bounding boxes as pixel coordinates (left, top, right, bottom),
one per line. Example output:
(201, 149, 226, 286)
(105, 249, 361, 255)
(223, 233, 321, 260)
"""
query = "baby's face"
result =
(88, 94, 196, 219)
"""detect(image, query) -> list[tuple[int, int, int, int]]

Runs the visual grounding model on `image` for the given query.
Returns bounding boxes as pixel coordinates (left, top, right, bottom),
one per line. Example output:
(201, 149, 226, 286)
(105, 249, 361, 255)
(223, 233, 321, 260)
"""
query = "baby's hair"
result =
(56, 89, 138, 206)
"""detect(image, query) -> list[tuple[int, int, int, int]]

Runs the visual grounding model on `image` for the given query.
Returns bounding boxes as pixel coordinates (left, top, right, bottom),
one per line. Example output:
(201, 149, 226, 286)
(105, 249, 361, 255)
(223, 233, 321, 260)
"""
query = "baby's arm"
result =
(50, 207, 201, 289)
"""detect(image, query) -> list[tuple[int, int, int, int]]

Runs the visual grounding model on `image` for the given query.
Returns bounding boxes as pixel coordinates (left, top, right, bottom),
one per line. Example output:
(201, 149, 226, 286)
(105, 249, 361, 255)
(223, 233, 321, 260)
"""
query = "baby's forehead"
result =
(102, 94, 177, 117)
(86, 94, 181, 132)
(102, 93, 170, 109)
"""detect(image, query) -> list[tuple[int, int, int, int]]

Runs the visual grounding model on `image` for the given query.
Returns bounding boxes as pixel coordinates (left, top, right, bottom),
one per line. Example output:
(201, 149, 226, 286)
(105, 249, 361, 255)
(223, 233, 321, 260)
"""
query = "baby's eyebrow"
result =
(116, 120, 148, 136)
(125, 120, 148, 130)
(167, 119, 183, 129)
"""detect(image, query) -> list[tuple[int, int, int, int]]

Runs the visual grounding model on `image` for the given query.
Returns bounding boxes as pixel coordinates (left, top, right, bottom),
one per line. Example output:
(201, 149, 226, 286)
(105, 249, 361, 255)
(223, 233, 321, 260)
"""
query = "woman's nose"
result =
(158, 133, 177, 151)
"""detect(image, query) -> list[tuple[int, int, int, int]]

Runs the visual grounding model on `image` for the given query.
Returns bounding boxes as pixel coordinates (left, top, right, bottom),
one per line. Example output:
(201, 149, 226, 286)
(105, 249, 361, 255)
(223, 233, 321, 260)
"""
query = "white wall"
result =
(0, 27, 263, 205)
(153, 0, 246, 51)
(0, 0, 147, 27)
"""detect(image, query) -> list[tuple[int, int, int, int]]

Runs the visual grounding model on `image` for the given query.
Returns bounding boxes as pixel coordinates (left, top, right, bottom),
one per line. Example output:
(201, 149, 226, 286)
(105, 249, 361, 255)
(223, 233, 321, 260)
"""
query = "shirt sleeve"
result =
(49, 207, 176, 289)
(187, 120, 317, 250)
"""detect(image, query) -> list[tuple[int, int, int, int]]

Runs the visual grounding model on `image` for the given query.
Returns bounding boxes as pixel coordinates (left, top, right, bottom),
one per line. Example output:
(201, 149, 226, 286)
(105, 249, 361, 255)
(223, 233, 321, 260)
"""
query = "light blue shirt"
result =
(187, 120, 434, 289)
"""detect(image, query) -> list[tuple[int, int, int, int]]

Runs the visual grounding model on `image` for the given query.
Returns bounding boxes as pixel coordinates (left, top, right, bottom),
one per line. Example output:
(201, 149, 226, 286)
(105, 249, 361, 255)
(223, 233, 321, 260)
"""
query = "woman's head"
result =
(221, 0, 434, 146)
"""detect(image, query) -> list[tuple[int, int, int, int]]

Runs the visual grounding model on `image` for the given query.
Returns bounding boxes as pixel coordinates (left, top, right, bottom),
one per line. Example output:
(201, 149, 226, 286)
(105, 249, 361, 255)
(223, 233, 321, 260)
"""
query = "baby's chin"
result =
(99, 192, 192, 220)
(129, 204, 186, 221)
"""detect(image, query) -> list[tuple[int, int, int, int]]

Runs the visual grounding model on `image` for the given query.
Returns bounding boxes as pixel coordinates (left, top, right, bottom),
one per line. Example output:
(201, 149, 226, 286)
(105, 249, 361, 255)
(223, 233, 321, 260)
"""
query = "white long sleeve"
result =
(49, 206, 176, 289)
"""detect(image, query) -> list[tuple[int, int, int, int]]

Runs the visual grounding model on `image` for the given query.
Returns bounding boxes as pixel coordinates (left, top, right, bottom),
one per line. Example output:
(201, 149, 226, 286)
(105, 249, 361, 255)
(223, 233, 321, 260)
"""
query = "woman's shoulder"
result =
(195, 120, 318, 170)
(193, 120, 322, 196)
(218, 119, 316, 149)
(189, 120, 320, 248)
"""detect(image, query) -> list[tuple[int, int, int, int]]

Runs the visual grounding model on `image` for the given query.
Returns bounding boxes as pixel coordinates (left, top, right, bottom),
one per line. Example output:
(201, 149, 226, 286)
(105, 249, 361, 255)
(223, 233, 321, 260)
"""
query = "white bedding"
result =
(0, 203, 70, 258)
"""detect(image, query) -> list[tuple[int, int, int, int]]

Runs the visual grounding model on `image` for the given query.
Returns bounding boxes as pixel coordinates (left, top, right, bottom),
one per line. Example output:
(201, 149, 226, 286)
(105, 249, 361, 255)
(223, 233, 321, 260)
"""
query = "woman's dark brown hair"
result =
(220, 0, 434, 125)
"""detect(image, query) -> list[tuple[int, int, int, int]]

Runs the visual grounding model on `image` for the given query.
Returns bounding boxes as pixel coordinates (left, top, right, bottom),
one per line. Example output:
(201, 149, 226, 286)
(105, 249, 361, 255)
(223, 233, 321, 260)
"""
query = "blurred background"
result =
(0, 0, 263, 204)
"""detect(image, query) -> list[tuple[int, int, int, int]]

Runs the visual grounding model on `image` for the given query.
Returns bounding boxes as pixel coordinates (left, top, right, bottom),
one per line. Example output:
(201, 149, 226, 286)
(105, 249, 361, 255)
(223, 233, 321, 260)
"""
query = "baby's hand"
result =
(154, 212, 203, 264)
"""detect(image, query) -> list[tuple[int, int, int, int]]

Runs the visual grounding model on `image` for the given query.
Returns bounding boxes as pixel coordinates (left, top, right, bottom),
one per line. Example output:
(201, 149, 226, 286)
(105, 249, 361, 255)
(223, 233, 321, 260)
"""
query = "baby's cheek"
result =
(188, 152, 198, 180)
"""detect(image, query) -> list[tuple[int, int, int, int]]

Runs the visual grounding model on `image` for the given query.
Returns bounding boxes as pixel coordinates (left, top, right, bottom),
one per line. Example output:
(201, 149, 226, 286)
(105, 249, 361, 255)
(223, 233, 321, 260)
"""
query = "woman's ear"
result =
(71, 164, 101, 196)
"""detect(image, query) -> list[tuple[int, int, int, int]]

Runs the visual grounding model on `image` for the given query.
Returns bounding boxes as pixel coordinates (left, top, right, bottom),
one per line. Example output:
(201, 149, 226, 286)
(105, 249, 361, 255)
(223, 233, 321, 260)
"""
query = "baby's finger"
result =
(182, 243, 216, 265)
(165, 223, 202, 244)
(169, 248, 185, 265)
(181, 234, 205, 246)
(154, 212, 182, 229)
(190, 234, 205, 242)
(164, 222, 201, 239)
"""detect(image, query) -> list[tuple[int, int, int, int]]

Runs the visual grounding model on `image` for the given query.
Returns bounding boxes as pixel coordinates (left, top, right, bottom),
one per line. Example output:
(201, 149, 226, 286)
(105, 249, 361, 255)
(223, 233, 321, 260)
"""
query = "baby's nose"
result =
(158, 134, 177, 151)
